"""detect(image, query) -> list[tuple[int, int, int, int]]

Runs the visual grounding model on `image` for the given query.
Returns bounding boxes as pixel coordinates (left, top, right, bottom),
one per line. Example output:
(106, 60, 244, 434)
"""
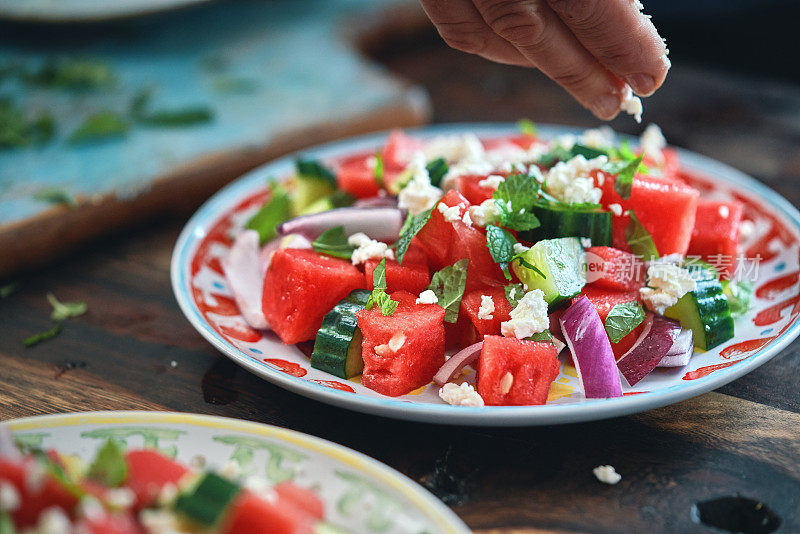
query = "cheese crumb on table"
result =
(439, 382, 485, 407)
(640, 263, 697, 314)
(348, 233, 394, 265)
(501, 289, 549, 339)
(478, 294, 495, 320)
(416, 289, 438, 304)
(593, 465, 622, 485)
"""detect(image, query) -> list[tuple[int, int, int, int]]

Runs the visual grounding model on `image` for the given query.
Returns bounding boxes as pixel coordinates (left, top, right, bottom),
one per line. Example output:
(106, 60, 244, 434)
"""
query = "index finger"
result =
(546, 0, 670, 96)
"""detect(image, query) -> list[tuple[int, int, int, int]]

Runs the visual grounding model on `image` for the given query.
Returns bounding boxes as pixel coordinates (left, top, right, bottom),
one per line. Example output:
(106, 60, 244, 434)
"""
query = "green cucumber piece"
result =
(519, 203, 612, 245)
(290, 175, 336, 215)
(512, 237, 586, 306)
(664, 268, 734, 350)
(174, 472, 241, 526)
(300, 191, 356, 215)
(311, 289, 371, 378)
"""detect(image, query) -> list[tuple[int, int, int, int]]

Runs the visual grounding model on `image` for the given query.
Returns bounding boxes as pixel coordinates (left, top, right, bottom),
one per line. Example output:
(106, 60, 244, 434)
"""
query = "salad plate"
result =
(171, 123, 800, 426)
(1, 411, 468, 533)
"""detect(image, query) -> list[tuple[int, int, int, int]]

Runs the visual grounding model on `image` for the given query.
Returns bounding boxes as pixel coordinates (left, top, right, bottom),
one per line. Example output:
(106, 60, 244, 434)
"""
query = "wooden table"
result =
(2, 24, 799, 534)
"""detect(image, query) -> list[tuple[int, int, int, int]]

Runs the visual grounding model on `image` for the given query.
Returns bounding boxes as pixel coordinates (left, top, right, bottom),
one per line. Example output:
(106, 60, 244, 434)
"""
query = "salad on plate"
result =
(222, 122, 753, 408)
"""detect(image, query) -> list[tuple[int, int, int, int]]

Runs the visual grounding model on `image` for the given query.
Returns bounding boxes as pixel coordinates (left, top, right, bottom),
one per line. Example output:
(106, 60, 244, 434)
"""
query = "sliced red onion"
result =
(277, 207, 404, 243)
(258, 233, 311, 276)
(353, 196, 399, 209)
(658, 328, 694, 368)
(617, 314, 682, 385)
(433, 341, 483, 386)
(560, 296, 622, 398)
(222, 230, 269, 330)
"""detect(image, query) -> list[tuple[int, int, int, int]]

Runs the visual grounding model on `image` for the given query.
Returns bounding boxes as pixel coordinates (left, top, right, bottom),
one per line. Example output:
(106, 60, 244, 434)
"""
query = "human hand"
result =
(418, 0, 670, 120)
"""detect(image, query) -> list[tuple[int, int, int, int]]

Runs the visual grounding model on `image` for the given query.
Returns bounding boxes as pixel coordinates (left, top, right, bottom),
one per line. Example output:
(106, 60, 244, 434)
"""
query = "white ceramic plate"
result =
(0, 0, 211, 22)
(171, 123, 800, 426)
(2, 411, 468, 534)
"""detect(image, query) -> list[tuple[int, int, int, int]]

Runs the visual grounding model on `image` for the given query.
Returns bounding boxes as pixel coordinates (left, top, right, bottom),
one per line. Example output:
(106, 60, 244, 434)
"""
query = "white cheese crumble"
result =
(545, 154, 606, 205)
(501, 289, 549, 339)
(513, 243, 530, 255)
(620, 84, 643, 123)
(640, 124, 666, 164)
(348, 232, 394, 265)
(468, 199, 503, 227)
(640, 263, 697, 314)
(593, 465, 622, 485)
(608, 203, 623, 216)
(0, 482, 20, 512)
(437, 201, 462, 223)
(581, 126, 615, 148)
(35, 506, 71, 534)
(478, 174, 505, 189)
(398, 153, 443, 216)
(462, 211, 473, 227)
(416, 289, 438, 304)
(740, 219, 755, 240)
(718, 205, 730, 219)
(76, 496, 104, 520)
(423, 133, 485, 163)
(439, 382, 485, 407)
(478, 295, 495, 320)
(580, 237, 592, 248)
(106, 487, 136, 509)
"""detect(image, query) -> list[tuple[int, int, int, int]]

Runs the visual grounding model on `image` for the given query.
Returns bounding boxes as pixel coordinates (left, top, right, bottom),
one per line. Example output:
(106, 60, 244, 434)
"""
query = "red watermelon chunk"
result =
(223, 491, 316, 534)
(447, 224, 506, 290)
(457, 174, 496, 205)
(576, 285, 643, 360)
(460, 287, 512, 338)
(335, 152, 380, 199)
(0, 457, 79, 527)
(365, 259, 430, 295)
(585, 246, 646, 291)
(263, 249, 365, 344)
(688, 200, 743, 276)
(477, 336, 560, 406)
(415, 189, 469, 269)
(599, 172, 699, 256)
(124, 449, 190, 510)
(356, 291, 445, 396)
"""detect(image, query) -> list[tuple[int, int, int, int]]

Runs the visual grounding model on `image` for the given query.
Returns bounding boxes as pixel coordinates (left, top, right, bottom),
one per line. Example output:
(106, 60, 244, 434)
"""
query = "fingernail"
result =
(625, 73, 656, 96)
(591, 94, 621, 120)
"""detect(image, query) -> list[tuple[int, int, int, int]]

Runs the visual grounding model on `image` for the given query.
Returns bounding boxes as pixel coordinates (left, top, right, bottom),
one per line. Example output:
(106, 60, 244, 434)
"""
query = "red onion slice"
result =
(222, 230, 269, 330)
(258, 233, 311, 276)
(617, 314, 682, 385)
(658, 329, 694, 367)
(560, 296, 622, 398)
(277, 207, 404, 243)
(353, 196, 400, 209)
(433, 341, 483, 386)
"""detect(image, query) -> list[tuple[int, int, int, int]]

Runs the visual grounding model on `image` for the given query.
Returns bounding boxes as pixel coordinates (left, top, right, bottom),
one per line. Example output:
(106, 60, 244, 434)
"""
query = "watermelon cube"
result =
(457, 174, 496, 205)
(365, 259, 430, 295)
(415, 189, 469, 269)
(576, 285, 643, 360)
(460, 287, 513, 338)
(600, 173, 699, 256)
(477, 336, 560, 406)
(262, 249, 365, 344)
(688, 200, 743, 276)
(125, 450, 190, 510)
(585, 246, 646, 291)
(223, 491, 316, 534)
(335, 152, 380, 199)
(356, 291, 445, 396)
(446, 223, 506, 290)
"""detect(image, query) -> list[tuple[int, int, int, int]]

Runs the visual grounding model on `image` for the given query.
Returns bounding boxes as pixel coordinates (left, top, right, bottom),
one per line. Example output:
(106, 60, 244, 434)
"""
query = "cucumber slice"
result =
(519, 203, 612, 245)
(664, 268, 734, 350)
(512, 237, 586, 306)
(290, 175, 336, 215)
(300, 191, 356, 215)
(311, 289, 371, 378)
(174, 473, 241, 526)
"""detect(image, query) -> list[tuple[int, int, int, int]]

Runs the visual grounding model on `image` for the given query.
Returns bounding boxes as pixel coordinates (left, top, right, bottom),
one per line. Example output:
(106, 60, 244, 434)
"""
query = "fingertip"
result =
(590, 94, 622, 121)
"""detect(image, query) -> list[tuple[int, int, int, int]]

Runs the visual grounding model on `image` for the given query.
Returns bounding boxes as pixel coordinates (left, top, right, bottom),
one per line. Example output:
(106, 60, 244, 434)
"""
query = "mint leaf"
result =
(69, 110, 129, 144)
(312, 226, 355, 260)
(535, 144, 573, 168)
(395, 208, 432, 264)
(33, 187, 75, 207)
(365, 290, 399, 316)
(723, 280, 753, 317)
(511, 250, 547, 279)
(372, 258, 388, 290)
(426, 158, 448, 187)
(87, 440, 127, 487)
(571, 143, 609, 159)
(47, 293, 87, 321)
(245, 183, 292, 244)
(426, 259, 469, 323)
(373, 152, 384, 187)
(296, 158, 336, 186)
(493, 173, 541, 231)
(527, 330, 552, 341)
(517, 118, 537, 136)
(0, 282, 20, 299)
(609, 154, 643, 200)
(625, 210, 659, 261)
(604, 302, 646, 343)
(485, 225, 517, 279)
(23, 323, 62, 347)
(504, 283, 524, 308)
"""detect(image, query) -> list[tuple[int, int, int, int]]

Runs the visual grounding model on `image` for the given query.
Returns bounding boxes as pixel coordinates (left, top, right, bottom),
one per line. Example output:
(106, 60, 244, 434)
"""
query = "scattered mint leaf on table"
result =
(47, 292, 87, 321)
(23, 323, 62, 347)
(69, 110, 129, 144)
(33, 187, 75, 207)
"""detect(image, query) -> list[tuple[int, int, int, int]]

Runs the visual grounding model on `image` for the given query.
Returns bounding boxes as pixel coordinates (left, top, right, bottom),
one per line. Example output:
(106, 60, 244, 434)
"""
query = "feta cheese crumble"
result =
(0, 482, 20, 512)
(580, 237, 592, 248)
(581, 126, 615, 148)
(416, 289, 439, 304)
(640, 124, 666, 164)
(462, 211, 473, 227)
(468, 199, 502, 227)
(478, 174, 505, 189)
(478, 295, 495, 320)
(593, 465, 622, 485)
(546, 154, 606, 205)
(608, 203, 623, 216)
(640, 263, 697, 314)
(348, 233, 394, 265)
(439, 382, 484, 407)
(718, 205, 730, 219)
(620, 84, 643, 123)
(501, 289, 549, 339)
(513, 243, 530, 255)
(437, 201, 462, 223)
(740, 219, 755, 240)
(398, 154, 443, 216)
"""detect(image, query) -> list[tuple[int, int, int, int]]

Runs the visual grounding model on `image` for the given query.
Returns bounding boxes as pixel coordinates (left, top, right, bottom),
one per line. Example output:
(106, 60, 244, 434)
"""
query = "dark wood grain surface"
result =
(2, 21, 800, 534)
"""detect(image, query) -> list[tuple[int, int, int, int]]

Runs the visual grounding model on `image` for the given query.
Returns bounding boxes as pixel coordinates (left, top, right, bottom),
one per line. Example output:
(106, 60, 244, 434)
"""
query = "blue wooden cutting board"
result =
(0, 0, 430, 276)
